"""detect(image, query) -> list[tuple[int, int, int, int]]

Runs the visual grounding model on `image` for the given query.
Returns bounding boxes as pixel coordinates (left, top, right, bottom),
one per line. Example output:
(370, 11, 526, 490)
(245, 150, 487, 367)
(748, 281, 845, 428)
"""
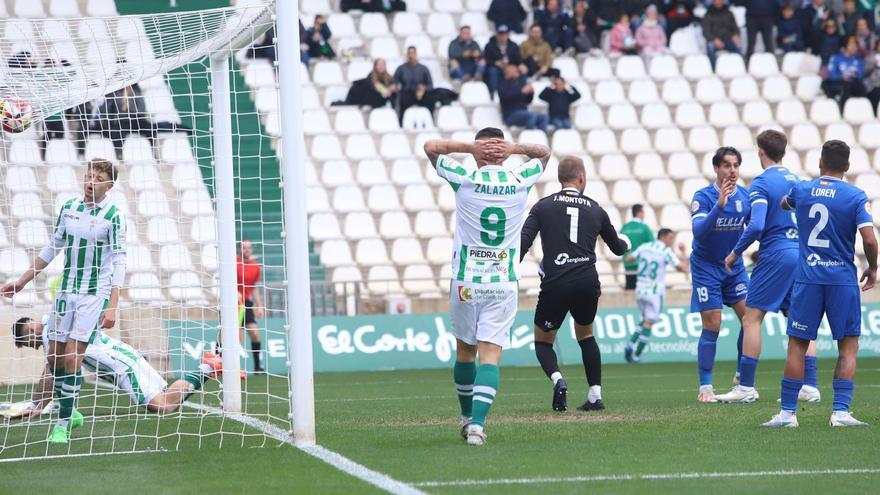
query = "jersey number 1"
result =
(566, 207, 579, 243)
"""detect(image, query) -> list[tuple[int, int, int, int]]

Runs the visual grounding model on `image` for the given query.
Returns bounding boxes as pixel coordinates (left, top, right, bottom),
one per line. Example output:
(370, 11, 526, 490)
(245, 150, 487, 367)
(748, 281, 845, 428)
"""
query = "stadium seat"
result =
(775, 99, 808, 126)
(189, 216, 217, 244)
(762, 75, 793, 102)
(551, 129, 584, 153)
(728, 76, 760, 103)
(708, 101, 740, 127)
(660, 204, 693, 231)
(5, 166, 38, 192)
(333, 185, 367, 213)
(128, 165, 162, 192)
(613, 179, 646, 206)
(180, 188, 213, 217)
(426, 236, 453, 264)
(695, 77, 726, 103)
(594, 80, 625, 106)
(45, 139, 78, 165)
(126, 245, 155, 273)
(402, 264, 439, 294)
(553, 57, 581, 81)
(824, 123, 855, 145)
(14, 0, 46, 18)
(620, 128, 652, 154)
(471, 106, 504, 129)
(460, 12, 491, 36)
(85, 0, 117, 16)
(379, 211, 414, 238)
(855, 174, 880, 199)
(312, 61, 345, 86)
(646, 178, 679, 206)
(859, 122, 880, 149)
(334, 108, 366, 134)
(615, 55, 646, 81)
(586, 129, 618, 154)
(390, 237, 425, 266)
(607, 103, 639, 130)
(459, 82, 492, 107)
(682, 54, 712, 80)
(379, 133, 412, 159)
(128, 273, 164, 303)
(584, 180, 610, 203)
(369, 36, 400, 60)
(598, 154, 632, 180)
(321, 160, 354, 187)
(160, 134, 195, 163)
(668, 152, 701, 179)
(392, 12, 423, 37)
(641, 102, 673, 129)
(391, 159, 425, 185)
(437, 106, 471, 131)
(654, 127, 687, 153)
(582, 56, 613, 82)
(2, 19, 35, 42)
(12, 193, 46, 219)
(809, 98, 842, 126)
(437, 185, 456, 211)
(574, 104, 605, 130)
(15, 220, 48, 248)
(414, 211, 448, 237)
(147, 217, 180, 244)
(661, 78, 693, 105)
(327, 13, 356, 38)
(320, 239, 354, 267)
(137, 190, 170, 217)
(368, 108, 402, 133)
(46, 166, 78, 193)
(795, 75, 823, 101)
(843, 98, 875, 124)
(426, 13, 456, 37)
(433, 0, 463, 12)
(674, 102, 706, 128)
(715, 53, 746, 79)
(782, 51, 822, 77)
(122, 136, 155, 164)
(402, 107, 435, 131)
(368, 185, 402, 212)
(647, 54, 680, 80)
(625, 79, 658, 107)
(366, 265, 403, 295)
(402, 184, 437, 211)
(669, 27, 701, 56)
(632, 153, 665, 178)
(354, 238, 389, 266)
(345, 134, 378, 160)
(542, 182, 562, 197)
(748, 53, 780, 78)
(168, 271, 204, 303)
(681, 177, 706, 201)
(402, 34, 435, 60)
(359, 13, 390, 37)
(791, 124, 821, 151)
(742, 100, 774, 127)
(721, 125, 754, 151)
(9, 140, 43, 165)
(848, 148, 871, 175)
(159, 244, 195, 273)
(344, 212, 379, 240)
(306, 186, 331, 214)
(688, 126, 720, 154)
(49, 0, 80, 17)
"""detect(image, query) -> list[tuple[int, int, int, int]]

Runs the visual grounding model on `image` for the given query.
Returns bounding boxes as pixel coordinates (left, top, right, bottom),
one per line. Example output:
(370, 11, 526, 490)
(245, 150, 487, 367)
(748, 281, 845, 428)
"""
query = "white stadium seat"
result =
(12, 193, 47, 219)
(344, 212, 379, 240)
(159, 244, 195, 273)
(748, 53, 780, 78)
(471, 106, 504, 129)
(334, 108, 366, 134)
(380, 133, 412, 159)
(695, 77, 726, 104)
(312, 61, 345, 86)
(402, 184, 437, 211)
(607, 103, 639, 129)
(728, 76, 760, 103)
(646, 179, 679, 206)
(688, 126, 720, 154)
(321, 160, 354, 187)
(574, 104, 605, 130)
(616, 55, 646, 81)
(366, 265, 403, 295)
(598, 154, 631, 180)
(379, 211, 414, 238)
(551, 129, 584, 154)
(582, 57, 613, 82)
(594, 80, 625, 106)
(402, 107, 435, 131)
(128, 273, 163, 303)
(437, 106, 471, 131)
(790, 124, 822, 151)
(190, 216, 217, 243)
(641, 103, 672, 129)
(357, 160, 390, 185)
(775, 99, 807, 126)
(306, 186, 331, 214)
(669, 27, 701, 56)
(459, 82, 492, 107)
(16, 220, 48, 248)
(668, 152, 701, 179)
(660, 204, 693, 231)
(147, 217, 180, 244)
(620, 128, 652, 154)
(426, 237, 453, 263)
(359, 13, 390, 37)
(824, 123, 855, 145)
(321, 240, 354, 267)
(762, 75, 793, 102)
(648, 54, 681, 80)
(661, 78, 693, 105)
(180, 189, 213, 217)
(627, 79, 659, 106)
(168, 272, 204, 303)
(742, 101, 774, 127)
(809, 98, 842, 126)
(674, 102, 707, 128)
(715, 53, 746, 79)
(682, 54, 713, 80)
(586, 129, 618, 154)
(612, 179, 645, 206)
(654, 127, 687, 153)
(345, 134, 378, 160)
(333, 185, 367, 213)
(795, 75, 823, 101)
(426, 13, 456, 37)
(708, 101, 740, 127)
(356, 238, 390, 266)
(553, 57, 581, 81)
(392, 12, 423, 37)
(5, 167, 39, 192)
(721, 125, 754, 150)
(369, 108, 402, 133)
(859, 122, 880, 149)
(843, 98, 875, 124)
(632, 153, 665, 178)
(414, 211, 448, 237)
(367, 185, 402, 212)
(391, 159, 425, 185)
(402, 264, 439, 294)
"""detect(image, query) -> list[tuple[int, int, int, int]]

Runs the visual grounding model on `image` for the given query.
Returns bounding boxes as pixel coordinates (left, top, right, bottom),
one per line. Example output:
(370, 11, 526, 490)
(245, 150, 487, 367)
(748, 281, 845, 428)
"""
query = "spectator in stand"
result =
(778, 2, 806, 52)
(336, 58, 398, 108)
(610, 13, 639, 55)
(592, 0, 623, 35)
(737, 0, 778, 60)
(299, 21, 309, 65)
(521, 24, 554, 77)
(489, 0, 528, 34)
(866, 39, 880, 113)
(249, 25, 278, 63)
(306, 15, 335, 60)
(539, 76, 581, 129)
(570, 0, 599, 53)
(91, 83, 156, 156)
(663, 0, 697, 37)
(818, 18, 844, 64)
(340, 0, 405, 12)
(498, 64, 548, 131)
(855, 17, 879, 56)
(841, 0, 872, 35)
(822, 36, 867, 108)
(535, 0, 573, 52)
(448, 26, 486, 82)
(702, 0, 743, 69)
(394, 46, 434, 123)
(636, 6, 671, 57)
(484, 24, 528, 96)
(625, 0, 662, 30)
(800, 0, 837, 53)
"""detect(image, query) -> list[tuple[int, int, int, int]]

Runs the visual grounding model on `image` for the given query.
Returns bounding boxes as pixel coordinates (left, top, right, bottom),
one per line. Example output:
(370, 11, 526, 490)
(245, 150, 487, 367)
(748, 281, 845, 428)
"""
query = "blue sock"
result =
(781, 377, 802, 412)
(735, 328, 743, 374)
(739, 355, 759, 388)
(697, 329, 719, 386)
(804, 356, 818, 388)
(832, 379, 854, 412)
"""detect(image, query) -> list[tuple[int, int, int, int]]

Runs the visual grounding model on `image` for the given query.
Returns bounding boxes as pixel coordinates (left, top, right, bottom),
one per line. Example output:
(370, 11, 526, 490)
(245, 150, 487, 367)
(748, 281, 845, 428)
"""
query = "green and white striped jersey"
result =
(632, 241, 680, 297)
(39, 196, 127, 299)
(436, 154, 544, 284)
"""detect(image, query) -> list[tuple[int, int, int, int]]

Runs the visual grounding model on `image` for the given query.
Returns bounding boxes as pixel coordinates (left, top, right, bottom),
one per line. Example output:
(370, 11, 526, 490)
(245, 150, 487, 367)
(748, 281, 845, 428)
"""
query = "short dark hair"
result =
(658, 228, 674, 239)
(530, 23, 541, 31)
(557, 156, 585, 184)
(407, 45, 416, 52)
(460, 25, 471, 32)
(474, 127, 504, 140)
(631, 204, 643, 217)
(756, 129, 787, 163)
(88, 158, 118, 182)
(712, 146, 742, 167)
(12, 317, 31, 348)
(821, 139, 850, 172)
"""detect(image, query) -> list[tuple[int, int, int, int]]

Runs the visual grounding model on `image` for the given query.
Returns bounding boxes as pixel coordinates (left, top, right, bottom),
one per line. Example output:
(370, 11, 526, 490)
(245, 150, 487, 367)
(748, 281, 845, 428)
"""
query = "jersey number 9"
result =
(480, 207, 507, 246)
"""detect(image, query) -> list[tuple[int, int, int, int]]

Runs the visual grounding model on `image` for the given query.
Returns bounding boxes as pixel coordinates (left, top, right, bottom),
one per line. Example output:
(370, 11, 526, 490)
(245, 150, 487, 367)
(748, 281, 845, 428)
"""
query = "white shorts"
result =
(46, 293, 107, 344)
(85, 356, 168, 406)
(637, 295, 663, 323)
(449, 281, 518, 348)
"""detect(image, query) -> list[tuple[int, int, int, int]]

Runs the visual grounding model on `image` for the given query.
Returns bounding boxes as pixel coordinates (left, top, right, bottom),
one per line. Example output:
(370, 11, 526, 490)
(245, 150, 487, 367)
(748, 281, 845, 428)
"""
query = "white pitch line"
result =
(0, 448, 165, 464)
(412, 468, 880, 487)
(182, 401, 426, 495)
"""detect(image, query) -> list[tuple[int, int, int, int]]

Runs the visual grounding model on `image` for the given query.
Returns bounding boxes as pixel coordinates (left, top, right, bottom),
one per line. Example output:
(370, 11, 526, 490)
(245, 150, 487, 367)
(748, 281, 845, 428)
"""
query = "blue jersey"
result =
(784, 176, 874, 286)
(691, 183, 751, 266)
(745, 166, 800, 253)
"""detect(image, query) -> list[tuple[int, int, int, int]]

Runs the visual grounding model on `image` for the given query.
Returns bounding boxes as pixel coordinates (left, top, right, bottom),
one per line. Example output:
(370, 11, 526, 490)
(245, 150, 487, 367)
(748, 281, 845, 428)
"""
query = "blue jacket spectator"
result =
(822, 36, 867, 109)
(484, 25, 527, 96)
(498, 64, 548, 131)
(539, 78, 581, 129)
(799, 0, 837, 54)
(305, 15, 335, 59)
(489, 0, 528, 34)
(777, 3, 805, 52)
(535, 0, 573, 51)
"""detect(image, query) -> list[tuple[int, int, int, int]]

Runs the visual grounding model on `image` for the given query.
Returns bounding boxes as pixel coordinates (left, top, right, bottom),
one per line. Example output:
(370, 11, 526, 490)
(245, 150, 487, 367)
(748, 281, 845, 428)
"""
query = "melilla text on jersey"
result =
(713, 216, 746, 231)
(474, 183, 517, 195)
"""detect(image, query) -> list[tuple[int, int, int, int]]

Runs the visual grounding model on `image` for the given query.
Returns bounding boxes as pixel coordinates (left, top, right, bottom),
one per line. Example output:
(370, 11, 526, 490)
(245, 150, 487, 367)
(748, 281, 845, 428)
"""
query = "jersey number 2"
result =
(807, 203, 830, 248)
(565, 207, 579, 243)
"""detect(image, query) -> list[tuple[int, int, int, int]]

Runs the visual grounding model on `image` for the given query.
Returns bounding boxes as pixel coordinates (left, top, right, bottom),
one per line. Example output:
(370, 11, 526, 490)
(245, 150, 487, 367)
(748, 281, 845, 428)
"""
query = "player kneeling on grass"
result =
(763, 140, 877, 428)
(424, 129, 550, 446)
(623, 229, 689, 364)
(8, 314, 222, 418)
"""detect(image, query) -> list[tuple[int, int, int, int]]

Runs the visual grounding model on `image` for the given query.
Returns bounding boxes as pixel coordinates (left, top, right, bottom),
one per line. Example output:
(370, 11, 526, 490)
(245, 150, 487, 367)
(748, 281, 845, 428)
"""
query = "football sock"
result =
(183, 363, 214, 390)
(635, 327, 651, 357)
(53, 367, 65, 400)
(534, 342, 560, 381)
(471, 364, 499, 427)
(578, 336, 602, 387)
(58, 370, 82, 430)
(780, 377, 802, 412)
(251, 341, 262, 371)
(628, 330, 640, 345)
(453, 361, 477, 418)
(697, 329, 719, 386)
(739, 355, 759, 388)
(832, 379, 854, 412)
(735, 327, 743, 374)
(804, 355, 818, 388)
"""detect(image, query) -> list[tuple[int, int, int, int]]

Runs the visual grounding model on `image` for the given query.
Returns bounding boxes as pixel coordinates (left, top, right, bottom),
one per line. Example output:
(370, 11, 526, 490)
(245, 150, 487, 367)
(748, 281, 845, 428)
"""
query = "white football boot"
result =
(762, 411, 799, 428)
(697, 385, 718, 403)
(829, 411, 868, 427)
(466, 424, 487, 446)
(716, 385, 759, 403)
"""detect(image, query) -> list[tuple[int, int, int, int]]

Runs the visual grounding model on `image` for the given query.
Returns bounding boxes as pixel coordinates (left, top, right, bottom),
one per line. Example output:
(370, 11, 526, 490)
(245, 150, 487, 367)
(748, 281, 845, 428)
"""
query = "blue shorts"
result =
(787, 282, 862, 341)
(746, 248, 797, 313)
(690, 259, 749, 313)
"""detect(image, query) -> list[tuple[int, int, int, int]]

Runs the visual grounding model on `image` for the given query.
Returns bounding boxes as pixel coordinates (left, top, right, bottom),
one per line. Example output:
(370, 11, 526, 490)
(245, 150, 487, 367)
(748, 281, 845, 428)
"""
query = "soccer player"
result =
(520, 156, 632, 412)
(621, 205, 655, 291)
(1, 159, 126, 444)
(424, 129, 550, 446)
(716, 130, 820, 403)
(763, 140, 877, 428)
(239, 240, 265, 373)
(689, 147, 751, 403)
(8, 314, 221, 418)
(623, 228, 689, 364)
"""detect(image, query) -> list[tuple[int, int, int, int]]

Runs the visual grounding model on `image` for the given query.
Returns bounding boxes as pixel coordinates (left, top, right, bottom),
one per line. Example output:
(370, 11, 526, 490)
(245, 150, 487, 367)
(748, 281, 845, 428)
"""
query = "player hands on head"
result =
(520, 156, 632, 413)
(424, 128, 551, 446)
(688, 147, 752, 403)
(8, 314, 222, 420)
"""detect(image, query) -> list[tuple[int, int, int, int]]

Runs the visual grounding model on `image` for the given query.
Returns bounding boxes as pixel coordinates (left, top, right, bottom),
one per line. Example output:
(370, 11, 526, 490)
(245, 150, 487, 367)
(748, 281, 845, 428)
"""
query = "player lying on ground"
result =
(8, 314, 222, 418)
(624, 228, 689, 364)
(764, 140, 877, 428)
(424, 128, 551, 446)
(520, 156, 631, 412)
(689, 147, 751, 403)
(716, 130, 820, 404)
(1, 159, 126, 444)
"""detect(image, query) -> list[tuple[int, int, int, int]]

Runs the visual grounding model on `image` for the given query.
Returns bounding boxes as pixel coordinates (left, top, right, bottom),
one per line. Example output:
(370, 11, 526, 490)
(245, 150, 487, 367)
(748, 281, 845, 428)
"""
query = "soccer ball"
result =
(0, 98, 33, 134)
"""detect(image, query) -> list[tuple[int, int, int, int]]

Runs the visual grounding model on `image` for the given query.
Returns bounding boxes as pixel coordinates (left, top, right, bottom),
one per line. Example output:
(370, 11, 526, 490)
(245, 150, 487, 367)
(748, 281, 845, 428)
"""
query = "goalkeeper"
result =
(8, 313, 222, 418)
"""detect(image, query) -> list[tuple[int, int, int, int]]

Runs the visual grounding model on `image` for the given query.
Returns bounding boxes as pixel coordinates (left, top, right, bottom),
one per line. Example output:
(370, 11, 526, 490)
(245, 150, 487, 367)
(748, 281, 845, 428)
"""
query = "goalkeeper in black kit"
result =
(520, 156, 631, 412)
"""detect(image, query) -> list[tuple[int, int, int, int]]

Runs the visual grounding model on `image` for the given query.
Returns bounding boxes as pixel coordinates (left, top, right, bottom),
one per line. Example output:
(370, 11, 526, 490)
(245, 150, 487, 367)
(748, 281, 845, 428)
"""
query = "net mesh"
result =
(0, 1, 290, 459)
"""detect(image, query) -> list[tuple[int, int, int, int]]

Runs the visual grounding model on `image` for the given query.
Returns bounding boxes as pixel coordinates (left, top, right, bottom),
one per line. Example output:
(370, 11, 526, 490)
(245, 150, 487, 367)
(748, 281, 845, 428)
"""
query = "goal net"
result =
(0, 1, 294, 460)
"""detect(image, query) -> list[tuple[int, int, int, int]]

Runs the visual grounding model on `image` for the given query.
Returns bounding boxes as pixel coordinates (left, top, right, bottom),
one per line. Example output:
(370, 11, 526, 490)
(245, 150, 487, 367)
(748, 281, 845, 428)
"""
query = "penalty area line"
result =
(183, 402, 426, 495)
(412, 468, 880, 487)
(0, 448, 166, 464)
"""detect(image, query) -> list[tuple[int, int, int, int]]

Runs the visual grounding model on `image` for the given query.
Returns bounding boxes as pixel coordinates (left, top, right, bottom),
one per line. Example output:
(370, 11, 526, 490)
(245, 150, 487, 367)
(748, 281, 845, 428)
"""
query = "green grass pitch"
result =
(3, 357, 880, 494)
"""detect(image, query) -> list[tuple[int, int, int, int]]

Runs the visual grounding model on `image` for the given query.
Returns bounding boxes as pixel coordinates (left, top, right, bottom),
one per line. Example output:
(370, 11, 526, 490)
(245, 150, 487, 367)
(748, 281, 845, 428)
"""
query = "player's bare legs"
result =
(146, 360, 219, 414)
(574, 322, 604, 411)
(533, 327, 567, 411)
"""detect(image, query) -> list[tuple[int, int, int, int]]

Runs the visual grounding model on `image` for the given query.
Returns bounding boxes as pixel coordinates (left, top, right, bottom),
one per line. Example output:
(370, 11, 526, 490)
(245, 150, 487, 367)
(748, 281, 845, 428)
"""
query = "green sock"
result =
(53, 368, 65, 400)
(629, 330, 640, 345)
(453, 361, 477, 418)
(58, 370, 82, 428)
(635, 327, 652, 356)
(471, 364, 500, 427)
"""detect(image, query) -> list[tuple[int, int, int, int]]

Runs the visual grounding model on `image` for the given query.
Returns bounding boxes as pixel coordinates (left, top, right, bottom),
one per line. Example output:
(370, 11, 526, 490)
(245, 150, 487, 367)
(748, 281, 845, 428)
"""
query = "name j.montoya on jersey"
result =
(553, 194, 592, 206)
(474, 183, 516, 195)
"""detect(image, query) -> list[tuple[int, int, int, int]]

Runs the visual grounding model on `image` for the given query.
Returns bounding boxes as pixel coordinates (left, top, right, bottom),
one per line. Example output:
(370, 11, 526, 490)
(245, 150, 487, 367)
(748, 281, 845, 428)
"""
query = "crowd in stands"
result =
(260, 0, 880, 135)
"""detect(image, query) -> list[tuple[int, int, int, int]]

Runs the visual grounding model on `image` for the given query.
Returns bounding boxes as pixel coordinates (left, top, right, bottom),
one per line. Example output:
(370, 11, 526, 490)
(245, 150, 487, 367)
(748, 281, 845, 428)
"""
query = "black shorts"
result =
(244, 299, 257, 325)
(534, 274, 601, 331)
(625, 273, 637, 290)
